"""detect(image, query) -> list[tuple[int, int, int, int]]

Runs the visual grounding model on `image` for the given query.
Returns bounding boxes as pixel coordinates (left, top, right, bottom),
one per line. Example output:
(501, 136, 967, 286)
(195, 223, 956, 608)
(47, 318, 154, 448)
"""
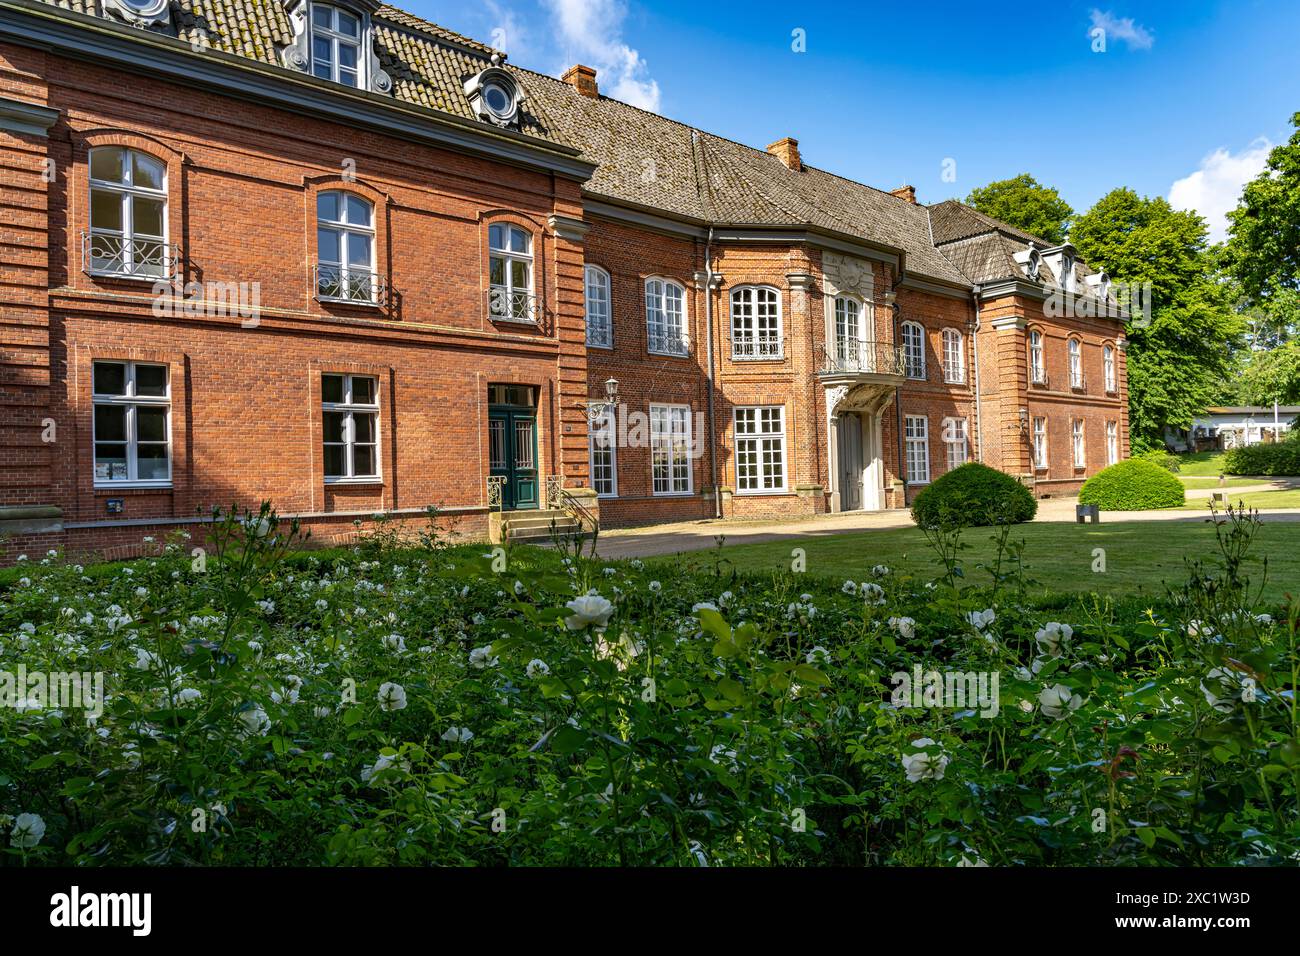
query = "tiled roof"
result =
(31, 0, 1096, 289)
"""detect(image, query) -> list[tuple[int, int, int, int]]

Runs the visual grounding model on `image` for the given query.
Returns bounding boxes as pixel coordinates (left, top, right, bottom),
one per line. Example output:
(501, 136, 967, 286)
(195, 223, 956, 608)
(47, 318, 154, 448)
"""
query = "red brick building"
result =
(0, 0, 1128, 559)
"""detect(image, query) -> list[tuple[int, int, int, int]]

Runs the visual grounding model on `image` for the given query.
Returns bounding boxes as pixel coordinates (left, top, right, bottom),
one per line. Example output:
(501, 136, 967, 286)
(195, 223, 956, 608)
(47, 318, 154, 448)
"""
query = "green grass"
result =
(1179, 476, 1263, 489)
(1181, 489, 1300, 511)
(655, 520, 1300, 605)
(1174, 451, 1229, 476)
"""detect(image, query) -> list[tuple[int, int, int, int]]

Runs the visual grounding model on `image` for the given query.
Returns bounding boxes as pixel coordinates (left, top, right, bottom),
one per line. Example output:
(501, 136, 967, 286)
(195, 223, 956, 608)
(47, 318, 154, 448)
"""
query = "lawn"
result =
(1182, 489, 1300, 511)
(1174, 451, 1229, 476)
(656, 519, 1300, 605)
(1179, 476, 1263, 490)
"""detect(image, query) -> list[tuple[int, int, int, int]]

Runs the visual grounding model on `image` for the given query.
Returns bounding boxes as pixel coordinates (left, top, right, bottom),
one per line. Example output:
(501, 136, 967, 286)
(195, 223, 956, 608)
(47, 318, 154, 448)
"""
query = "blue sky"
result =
(410, 0, 1299, 241)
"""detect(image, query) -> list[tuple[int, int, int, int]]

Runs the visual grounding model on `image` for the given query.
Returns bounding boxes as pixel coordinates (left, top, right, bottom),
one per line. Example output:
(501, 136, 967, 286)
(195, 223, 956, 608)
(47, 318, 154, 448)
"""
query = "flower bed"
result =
(1, 505, 1297, 866)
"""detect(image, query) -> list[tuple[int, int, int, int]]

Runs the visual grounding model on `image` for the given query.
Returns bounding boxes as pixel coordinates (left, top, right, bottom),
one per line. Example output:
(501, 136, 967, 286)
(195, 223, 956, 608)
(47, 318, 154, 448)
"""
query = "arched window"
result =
(1068, 337, 1083, 389)
(87, 146, 170, 278)
(488, 223, 534, 321)
(730, 286, 782, 359)
(316, 191, 376, 302)
(942, 328, 965, 384)
(310, 3, 364, 87)
(901, 321, 925, 379)
(585, 265, 611, 347)
(1029, 330, 1046, 384)
(1103, 343, 1117, 392)
(833, 295, 863, 369)
(646, 278, 688, 356)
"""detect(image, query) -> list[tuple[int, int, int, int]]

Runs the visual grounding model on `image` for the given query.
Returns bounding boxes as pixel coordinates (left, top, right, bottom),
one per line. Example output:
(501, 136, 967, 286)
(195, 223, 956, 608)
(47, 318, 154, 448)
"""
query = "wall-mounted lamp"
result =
(584, 377, 620, 422)
(1018, 408, 1030, 433)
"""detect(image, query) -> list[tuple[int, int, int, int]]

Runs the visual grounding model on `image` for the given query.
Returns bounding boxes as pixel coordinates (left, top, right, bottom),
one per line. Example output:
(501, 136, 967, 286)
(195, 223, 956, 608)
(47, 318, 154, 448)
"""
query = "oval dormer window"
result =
(483, 81, 513, 118)
(465, 64, 522, 128)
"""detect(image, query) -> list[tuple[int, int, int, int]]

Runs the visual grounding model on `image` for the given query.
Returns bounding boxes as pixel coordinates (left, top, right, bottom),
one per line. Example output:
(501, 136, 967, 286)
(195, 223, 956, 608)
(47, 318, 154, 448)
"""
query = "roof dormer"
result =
(464, 54, 524, 128)
(1040, 243, 1077, 292)
(280, 0, 393, 95)
(102, 0, 172, 29)
(1012, 242, 1042, 281)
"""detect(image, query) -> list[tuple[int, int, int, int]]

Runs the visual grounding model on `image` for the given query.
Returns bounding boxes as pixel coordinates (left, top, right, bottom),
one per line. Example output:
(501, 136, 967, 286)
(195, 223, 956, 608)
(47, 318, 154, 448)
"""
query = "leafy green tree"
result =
(966, 174, 1074, 244)
(1227, 113, 1300, 303)
(1072, 189, 1243, 448)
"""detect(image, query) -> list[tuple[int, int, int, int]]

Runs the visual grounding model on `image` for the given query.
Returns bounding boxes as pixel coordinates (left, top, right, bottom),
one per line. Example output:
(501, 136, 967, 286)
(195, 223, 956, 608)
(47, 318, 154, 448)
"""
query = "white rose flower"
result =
(902, 738, 950, 782)
(176, 688, 202, 704)
(1038, 683, 1085, 720)
(239, 705, 271, 737)
(377, 682, 407, 711)
(440, 725, 474, 744)
(888, 616, 916, 640)
(382, 633, 406, 653)
(860, 583, 886, 605)
(806, 645, 831, 665)
(10, 813, 45, 848)
(564, 594, 615, 631)
(841, 580, 858, 595)
(1200, 668, 1241, 714)
(526, 658, 550, 678)
(648, 581, 662, 593)
(1034, 622, 1074, 658)
(968, 608, 996, 630)
(468, 645, 499, 669)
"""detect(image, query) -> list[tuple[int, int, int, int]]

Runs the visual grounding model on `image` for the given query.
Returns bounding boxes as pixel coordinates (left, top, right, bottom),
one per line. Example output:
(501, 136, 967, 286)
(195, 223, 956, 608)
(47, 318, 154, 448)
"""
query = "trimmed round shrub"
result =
(911, 462, 1037, 529)
(1078, 459, 1185, 510)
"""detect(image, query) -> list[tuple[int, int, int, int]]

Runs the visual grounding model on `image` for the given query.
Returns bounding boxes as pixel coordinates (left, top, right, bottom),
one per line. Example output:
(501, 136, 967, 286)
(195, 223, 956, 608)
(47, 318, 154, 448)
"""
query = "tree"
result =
(1072, 188, 1243, 448)
(1227, 112, 1300, 304)
(966, 174, 1074, 244)
(1237, 339, 1300, 406)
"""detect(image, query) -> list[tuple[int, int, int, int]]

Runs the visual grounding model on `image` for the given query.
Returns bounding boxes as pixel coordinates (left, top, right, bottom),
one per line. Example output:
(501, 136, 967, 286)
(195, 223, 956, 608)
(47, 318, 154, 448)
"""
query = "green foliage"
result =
(910, 462, 1037, 529)
(1078, 459, 1186, 510)
(1134, 448, 1181, 473)
(1072, 188, 1243, 446)
(1227, 113, 1300, 304)
(965, 173, 1074, 244)
(1224, 435, 1300, 476)
(1236, 333, 1300, 406)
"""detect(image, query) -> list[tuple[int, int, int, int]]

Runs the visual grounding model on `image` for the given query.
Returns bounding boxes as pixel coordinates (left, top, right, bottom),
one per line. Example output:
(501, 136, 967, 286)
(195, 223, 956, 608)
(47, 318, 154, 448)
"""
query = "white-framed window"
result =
(1068, 338, 1083, 389)
(1103, 343, 1117, 392)
(322, 373, 380, 481)
(942, 416, 968, 471)
(87, 146, 169, 279)
(588, 406, 617, 497)
(730, 286, 782, 359)
(646, 278, 688, 356)
(310, 2, 364, 87)
(905, 415, 930, 484)
(902, 321, 926, 379)
(649, 403, 692, 494)
(584, 265, 611, 347)
(942, 327, 966, 384)
(1072, 418, 1086, 468)
(317, 190, 377, 302)
(734, 406, 787, 493)
(1029, 330, 1046, 384)
(92, 360, 171, 486)
(489, 223, 534, 321)
(1106, 420, 1119, 465)
(1033, 416, 1048, 469)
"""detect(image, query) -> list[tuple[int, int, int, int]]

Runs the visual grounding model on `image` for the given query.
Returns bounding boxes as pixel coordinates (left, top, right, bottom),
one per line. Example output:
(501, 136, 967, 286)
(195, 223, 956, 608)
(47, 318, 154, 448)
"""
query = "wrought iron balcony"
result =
(488, 285, 538, 323)
(648, 330, 690, 357)
(731, 335, 784, 360)
(315, 264, 387, 306)
(819, 340, 905, 377)
(586, 324, 612, 348)
(82, 231, 179, 280)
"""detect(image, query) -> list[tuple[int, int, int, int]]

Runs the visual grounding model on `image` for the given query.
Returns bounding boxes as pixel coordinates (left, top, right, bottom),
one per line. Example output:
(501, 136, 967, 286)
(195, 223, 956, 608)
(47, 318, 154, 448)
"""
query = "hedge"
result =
(911, 462, 1037, 529)
(1223, 440, 1300, 476)
(1078, 459, 1185, 510)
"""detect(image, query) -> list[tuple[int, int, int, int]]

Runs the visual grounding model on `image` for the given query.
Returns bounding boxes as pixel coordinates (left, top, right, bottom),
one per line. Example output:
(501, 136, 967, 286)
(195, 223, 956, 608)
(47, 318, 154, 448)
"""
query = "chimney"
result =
(890, 185, 917, 204)
(562, 64, 599, 98)
(767, 137, 801, 171)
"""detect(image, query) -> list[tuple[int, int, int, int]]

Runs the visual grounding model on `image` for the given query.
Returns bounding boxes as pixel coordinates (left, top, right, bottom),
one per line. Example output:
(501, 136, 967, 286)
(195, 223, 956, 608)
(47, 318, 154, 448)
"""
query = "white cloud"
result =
(484, 0, 531, 60)
(542, 0, 661, 112)
(1169, 139, 1272, 243)
(1089, 9, 1155, 51)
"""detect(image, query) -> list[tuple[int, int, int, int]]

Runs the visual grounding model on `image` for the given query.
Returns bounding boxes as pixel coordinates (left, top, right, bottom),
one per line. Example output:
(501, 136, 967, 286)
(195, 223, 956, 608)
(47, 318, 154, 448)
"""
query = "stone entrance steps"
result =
(501, 508, 582, 543)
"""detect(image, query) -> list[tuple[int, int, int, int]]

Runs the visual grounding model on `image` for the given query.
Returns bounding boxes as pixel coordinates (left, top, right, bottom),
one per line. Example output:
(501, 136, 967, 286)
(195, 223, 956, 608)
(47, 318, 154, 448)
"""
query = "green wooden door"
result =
(488, 405, 538, 510)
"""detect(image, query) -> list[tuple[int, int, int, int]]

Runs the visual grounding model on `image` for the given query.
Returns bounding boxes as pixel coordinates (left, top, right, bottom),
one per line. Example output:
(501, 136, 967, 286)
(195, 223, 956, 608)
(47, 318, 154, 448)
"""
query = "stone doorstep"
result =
(0, 505, 64, 535)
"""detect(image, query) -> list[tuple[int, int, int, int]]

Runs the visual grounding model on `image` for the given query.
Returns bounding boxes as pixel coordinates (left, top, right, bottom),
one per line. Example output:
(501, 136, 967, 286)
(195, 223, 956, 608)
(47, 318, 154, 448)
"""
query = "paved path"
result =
(593, 490, 1300, 560)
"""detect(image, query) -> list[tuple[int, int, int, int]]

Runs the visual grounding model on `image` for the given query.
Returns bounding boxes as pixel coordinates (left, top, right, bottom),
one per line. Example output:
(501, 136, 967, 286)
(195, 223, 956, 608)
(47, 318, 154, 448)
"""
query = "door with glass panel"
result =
(487, 384, 539, 510)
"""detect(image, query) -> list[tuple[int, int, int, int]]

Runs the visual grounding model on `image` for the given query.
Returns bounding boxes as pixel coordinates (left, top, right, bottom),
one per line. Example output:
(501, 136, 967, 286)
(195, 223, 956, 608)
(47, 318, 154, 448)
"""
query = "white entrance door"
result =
(838, 412, 863, 511)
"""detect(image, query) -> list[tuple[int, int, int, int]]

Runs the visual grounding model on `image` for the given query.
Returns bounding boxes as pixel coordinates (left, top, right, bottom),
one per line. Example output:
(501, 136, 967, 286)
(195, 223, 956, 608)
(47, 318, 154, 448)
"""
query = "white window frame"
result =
(902, 321, 926, 379)
(588, 406, 618, 498)
(942, 416, 969, 471)
(322, 373, 381, 483)
(92, 360, 172, 488)
(585, 265, 612, 348)
(87, 146, 170, 280)
(309, 2, 365, 88)
(489, 223, 535, 322)
(1103, 344, 1117, 392)
(317, 190, 377, 303)
(942, 327, 966, 384)
(1106, 421, 1119, 465)
(1068, 338, 1083, 389)
(730, 286, 783, 360)
(905, 414, 930, 485)
(646, 278, 689, 356)
(1033, 417, 1048, 469)
(734, 406, 788, 494)
(1029, 330, 1046, 384)
(1072, 418, 1086, 468)
(649, 403, 692, 495)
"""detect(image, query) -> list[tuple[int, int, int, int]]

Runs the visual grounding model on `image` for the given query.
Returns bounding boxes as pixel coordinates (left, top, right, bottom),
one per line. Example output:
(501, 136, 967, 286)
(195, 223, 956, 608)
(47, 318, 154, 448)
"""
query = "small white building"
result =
(1166, 405, 1300, 452)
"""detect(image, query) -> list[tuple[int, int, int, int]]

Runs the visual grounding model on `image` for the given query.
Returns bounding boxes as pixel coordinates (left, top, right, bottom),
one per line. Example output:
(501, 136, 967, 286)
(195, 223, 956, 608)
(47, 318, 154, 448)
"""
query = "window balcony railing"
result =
(820, 340, 905, 376)
(1030, 368, 1049, 387)
(648, 330, 690, 357)
(315, 264, 387, 307)
(1070, 371, 1087, 391)
(944, 366, 967, 385)
(731, 335, 784, 360)
(586, 325, 612, 348)
(82, 231, 179, 280)
(488, 285, 537, 323)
